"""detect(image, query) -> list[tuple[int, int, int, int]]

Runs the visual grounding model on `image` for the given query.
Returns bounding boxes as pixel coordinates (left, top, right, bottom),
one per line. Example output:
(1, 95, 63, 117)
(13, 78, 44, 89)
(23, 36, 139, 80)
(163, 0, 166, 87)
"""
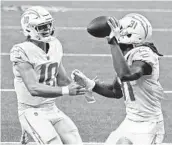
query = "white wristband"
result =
(62, 86, 69, 95)
(88, 80, 96, 91)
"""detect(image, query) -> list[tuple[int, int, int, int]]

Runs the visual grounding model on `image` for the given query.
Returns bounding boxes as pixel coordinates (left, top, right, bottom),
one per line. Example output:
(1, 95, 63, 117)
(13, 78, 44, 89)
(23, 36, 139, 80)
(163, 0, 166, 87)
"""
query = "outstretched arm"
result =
(15, 62, 67, 97)
(92, 79, 123, 99)
(72, 70, 123, 99)
(15, 62, 85, 97)
(10, 46, 85, 98)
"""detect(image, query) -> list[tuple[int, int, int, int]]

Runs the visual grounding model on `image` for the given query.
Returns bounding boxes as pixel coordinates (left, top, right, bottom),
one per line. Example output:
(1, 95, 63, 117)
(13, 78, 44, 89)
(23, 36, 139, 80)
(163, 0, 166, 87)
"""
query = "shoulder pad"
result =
(10, 44, 29, 64)
(131, 46, 158, 66)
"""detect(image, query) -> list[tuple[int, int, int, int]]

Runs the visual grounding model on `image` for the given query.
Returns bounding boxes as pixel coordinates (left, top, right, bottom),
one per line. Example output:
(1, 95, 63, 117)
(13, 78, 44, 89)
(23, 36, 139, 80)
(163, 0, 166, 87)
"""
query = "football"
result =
(87, 16, 111, 38)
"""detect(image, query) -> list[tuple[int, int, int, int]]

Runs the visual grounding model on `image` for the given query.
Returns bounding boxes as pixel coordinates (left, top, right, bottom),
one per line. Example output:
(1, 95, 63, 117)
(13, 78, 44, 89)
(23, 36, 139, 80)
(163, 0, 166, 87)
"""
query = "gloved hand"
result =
(106, 17, 120, 44)
(71, 69, 96, 91)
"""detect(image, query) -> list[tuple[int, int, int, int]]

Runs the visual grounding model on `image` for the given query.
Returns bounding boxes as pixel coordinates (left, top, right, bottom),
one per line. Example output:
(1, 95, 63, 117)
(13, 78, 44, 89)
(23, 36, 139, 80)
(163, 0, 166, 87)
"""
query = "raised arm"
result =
(106, 17, 152, 82)
(108, 40, 152, 82)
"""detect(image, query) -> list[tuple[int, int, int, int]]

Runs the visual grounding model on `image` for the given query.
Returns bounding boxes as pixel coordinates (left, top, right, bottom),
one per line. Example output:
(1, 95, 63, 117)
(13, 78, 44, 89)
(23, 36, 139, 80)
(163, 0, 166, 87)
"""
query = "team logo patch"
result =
(23, 16, 29, 24)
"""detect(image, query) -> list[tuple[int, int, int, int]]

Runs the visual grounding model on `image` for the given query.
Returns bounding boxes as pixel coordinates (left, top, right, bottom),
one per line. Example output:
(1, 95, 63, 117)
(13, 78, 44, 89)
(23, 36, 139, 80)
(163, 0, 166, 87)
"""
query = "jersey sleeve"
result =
(10, 45, 30, 65)
(132, 47, 158, 66)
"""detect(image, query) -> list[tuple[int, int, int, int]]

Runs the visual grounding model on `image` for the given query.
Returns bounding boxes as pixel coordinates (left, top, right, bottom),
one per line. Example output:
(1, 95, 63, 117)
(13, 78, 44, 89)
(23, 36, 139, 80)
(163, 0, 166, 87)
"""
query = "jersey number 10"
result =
(39, 62, 58, 86)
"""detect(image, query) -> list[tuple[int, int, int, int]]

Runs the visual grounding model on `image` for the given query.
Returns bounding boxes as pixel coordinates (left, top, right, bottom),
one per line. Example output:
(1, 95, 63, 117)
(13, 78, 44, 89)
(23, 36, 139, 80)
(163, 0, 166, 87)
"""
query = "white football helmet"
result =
(21, 6, 54, 42)
(118, 13, 152, 44)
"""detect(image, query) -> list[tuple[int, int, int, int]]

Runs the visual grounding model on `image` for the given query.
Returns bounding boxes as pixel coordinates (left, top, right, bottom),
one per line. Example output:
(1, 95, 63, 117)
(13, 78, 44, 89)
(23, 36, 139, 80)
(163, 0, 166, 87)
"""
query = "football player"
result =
(10, 6, 85, 145)
(72, 13, 165, 145)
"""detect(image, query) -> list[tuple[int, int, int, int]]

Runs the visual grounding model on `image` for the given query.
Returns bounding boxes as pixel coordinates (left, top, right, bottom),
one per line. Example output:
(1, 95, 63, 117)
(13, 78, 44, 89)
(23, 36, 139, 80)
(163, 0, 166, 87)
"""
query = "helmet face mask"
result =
(21, 6, 54, 42)
(118, 13, 152, 45)
(35, 21, 53, 37)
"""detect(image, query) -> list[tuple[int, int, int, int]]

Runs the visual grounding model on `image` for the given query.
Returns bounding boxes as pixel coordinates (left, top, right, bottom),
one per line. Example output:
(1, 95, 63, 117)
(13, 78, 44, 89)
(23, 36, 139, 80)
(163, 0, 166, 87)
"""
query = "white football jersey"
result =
(10, 37, 63, 108)
(123, 46, 164, 122)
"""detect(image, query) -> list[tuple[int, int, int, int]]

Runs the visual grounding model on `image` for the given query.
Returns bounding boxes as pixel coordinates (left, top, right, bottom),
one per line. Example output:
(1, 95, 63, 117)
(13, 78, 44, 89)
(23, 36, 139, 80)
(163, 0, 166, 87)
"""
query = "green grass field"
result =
(1, 1, 172, 143)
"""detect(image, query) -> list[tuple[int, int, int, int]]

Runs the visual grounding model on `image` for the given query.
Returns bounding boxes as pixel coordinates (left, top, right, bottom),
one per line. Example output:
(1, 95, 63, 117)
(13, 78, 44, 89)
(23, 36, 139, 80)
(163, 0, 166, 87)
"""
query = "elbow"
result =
(120, 72, 141, 82)
(119, 71, 131, 81)
(115, 93, 123, 99)
(113, 90, 123, 99)
(30, 90, 38, 96)
(113, 88, 123, 99)
(27, 84, 39, 96)
(120, 75, 127, 82)
(117, 68, 131, 80)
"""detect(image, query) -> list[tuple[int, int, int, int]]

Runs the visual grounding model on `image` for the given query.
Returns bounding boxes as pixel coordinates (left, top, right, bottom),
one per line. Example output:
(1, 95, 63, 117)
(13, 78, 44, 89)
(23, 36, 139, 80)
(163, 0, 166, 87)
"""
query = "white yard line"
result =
(2, 53, 172, 93)
(1, 89, 172, 94)
(2, 5, 172, 13)
(1, 53, 172, 58)
(2, 26, 172, 32)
